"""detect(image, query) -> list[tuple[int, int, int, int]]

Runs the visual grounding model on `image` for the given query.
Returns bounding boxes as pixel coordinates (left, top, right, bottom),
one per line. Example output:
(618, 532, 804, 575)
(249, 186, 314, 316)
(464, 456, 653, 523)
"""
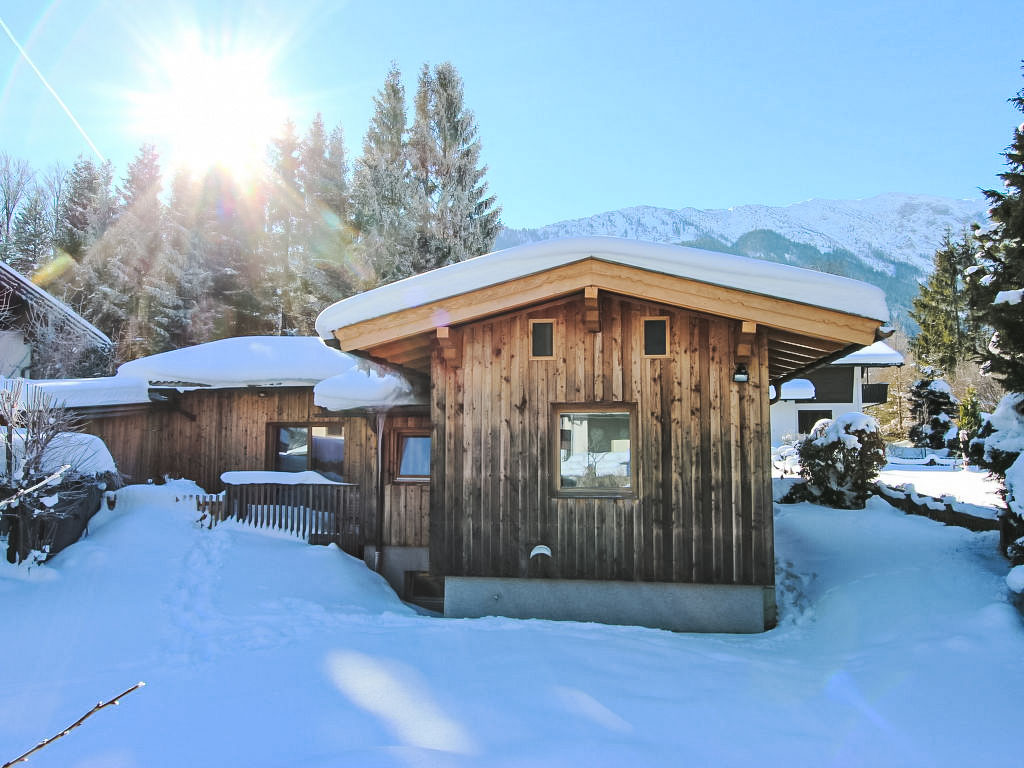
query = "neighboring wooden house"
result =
(769, 341, 904, 443)
(44, 337, 422, 559)
(315, 236, 891, 632)
(0, 260, 110, 378)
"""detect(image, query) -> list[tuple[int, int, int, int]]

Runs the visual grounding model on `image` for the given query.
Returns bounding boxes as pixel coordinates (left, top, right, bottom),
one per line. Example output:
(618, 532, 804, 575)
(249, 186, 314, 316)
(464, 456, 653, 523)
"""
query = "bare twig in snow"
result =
(2, 681, 145, 767)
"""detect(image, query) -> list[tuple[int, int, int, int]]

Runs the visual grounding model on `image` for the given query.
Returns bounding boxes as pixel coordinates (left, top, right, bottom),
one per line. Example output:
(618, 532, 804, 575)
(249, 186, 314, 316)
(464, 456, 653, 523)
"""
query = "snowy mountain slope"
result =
(496, 193, 986, 274)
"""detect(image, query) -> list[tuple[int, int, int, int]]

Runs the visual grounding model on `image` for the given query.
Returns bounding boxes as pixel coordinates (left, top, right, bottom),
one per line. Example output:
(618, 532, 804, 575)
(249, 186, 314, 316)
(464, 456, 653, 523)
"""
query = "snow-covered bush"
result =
(907, 372, 960, 451)
(973, 394, 1024, 560)
(781, 413, 887, 509)
(0, 381, 118, 564)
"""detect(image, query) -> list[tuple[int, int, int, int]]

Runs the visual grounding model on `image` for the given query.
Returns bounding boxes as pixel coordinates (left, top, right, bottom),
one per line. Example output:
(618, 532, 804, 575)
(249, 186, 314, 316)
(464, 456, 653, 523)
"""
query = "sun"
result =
(132, 36, 287, 183)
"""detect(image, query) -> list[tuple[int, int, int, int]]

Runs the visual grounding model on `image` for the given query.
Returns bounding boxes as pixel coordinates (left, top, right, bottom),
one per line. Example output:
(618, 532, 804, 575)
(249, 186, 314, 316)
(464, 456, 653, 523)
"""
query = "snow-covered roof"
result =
(118, 336, 381, 389)
(769, 379, 815, 400)
(831, 341, 904, 367)
(0, 260, 111, 348)
(316, 236, 890, 337)
(5, 376, 152, 408)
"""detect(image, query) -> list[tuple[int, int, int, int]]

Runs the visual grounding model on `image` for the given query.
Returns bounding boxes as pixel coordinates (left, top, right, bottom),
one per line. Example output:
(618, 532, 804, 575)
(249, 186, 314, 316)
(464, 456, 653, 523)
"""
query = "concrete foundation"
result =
(364, 545, 429, 597)
(444, 577, 776, 633)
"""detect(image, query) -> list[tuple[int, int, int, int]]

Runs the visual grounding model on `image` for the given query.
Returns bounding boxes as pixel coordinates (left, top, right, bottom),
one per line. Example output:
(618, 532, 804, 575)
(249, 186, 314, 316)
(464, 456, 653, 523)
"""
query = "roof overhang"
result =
(327, 257, 883, 382)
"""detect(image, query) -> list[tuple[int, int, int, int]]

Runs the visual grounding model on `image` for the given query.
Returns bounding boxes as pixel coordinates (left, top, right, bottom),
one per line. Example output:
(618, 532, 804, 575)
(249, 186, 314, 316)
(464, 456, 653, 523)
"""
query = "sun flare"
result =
(132, 37, 286, 182)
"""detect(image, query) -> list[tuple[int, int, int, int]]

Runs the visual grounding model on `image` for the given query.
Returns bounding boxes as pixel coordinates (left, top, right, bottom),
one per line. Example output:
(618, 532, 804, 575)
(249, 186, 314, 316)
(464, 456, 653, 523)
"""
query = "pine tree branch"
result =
(2, 681, 145, 767)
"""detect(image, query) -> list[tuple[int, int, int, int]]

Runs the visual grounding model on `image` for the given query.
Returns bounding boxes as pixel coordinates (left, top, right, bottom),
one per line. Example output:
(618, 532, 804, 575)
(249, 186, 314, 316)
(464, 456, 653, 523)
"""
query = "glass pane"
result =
(558, 412, 631, 491)
(311, 424, 345, 481)
(532, 322, 553, 358)
(644, 318, 667, 356)
(398, 436, 431, 477)
(276, 427, 309, 473)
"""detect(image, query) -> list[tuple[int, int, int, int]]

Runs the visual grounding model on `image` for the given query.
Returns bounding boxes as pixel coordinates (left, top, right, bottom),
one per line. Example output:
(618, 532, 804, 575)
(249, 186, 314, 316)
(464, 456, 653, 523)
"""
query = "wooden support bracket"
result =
(736, 320, 757, 362)
(436, 326, 462, 368)
(582, 285, 601, 333)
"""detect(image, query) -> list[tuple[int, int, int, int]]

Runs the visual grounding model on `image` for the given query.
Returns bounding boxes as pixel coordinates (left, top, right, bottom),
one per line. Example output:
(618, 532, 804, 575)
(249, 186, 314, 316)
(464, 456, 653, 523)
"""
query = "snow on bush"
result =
(781, 413, 887, 509)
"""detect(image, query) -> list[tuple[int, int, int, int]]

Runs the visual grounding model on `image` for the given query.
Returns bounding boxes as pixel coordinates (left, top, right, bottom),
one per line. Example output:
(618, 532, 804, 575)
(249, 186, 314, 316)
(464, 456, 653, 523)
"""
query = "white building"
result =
(770, 341, 904, 443)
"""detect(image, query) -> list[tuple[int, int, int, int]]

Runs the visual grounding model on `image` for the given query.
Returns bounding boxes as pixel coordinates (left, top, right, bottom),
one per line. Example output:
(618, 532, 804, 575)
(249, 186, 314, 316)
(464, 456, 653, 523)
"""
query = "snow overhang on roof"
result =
(117, 336, 370, 389)
(831, 341, 904, 367)
(315, 236, 891, 339)
(7, 376, 152, 408)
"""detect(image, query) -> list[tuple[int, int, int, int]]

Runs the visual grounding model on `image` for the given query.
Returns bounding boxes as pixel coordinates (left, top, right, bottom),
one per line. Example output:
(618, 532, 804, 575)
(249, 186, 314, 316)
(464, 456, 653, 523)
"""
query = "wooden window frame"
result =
(390, 428, 432, 483)
(551, 402, 637, 499)
(529, 318, 556, 360)
(641, 315, 671, 358)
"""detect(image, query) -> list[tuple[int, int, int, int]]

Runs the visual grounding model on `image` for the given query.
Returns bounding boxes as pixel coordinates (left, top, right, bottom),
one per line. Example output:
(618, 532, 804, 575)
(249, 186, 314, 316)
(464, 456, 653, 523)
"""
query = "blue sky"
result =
(0, 0, 1021, 228)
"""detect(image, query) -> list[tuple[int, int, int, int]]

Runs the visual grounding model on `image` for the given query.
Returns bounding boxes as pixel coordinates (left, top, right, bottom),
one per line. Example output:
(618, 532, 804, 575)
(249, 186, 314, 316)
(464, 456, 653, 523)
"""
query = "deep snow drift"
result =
(1, 479, 1021, 767)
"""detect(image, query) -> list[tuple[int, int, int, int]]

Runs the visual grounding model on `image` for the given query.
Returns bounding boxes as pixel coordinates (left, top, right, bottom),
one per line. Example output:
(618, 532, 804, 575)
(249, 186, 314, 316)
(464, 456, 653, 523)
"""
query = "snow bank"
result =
(316, 236, 890, 337)
(221, 470, 350, 486)
(831, 340, 904, 366)
(5, 483, 1024, 765)
(0, 429, 117, 476)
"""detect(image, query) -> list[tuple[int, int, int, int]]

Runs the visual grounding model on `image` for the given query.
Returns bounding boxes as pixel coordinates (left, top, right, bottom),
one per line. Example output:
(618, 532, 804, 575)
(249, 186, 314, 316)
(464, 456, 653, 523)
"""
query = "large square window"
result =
(554, 405, 635, 496)
(272, 424, 345, 481)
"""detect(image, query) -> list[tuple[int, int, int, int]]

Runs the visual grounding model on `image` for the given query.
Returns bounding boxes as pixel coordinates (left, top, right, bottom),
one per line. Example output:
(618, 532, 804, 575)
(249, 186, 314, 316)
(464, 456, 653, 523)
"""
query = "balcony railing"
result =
(861, 382, 890, 405)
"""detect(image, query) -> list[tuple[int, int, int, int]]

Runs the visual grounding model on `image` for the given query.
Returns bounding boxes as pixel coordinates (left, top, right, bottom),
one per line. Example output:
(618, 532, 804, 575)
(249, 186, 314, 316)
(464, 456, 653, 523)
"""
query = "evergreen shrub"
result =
(781, 413, 887, 509)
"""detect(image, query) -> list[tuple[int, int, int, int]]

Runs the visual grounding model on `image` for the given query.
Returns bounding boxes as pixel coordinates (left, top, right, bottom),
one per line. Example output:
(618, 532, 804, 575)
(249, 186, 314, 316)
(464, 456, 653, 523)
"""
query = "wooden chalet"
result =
(316, 236, 891, 632)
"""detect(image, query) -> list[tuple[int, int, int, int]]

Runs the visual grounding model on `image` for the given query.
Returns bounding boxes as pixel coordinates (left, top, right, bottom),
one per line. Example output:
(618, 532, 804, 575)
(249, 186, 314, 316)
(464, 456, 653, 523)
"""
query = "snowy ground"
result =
(877, 463, 1004, 510)
(2, 478, 1021, 767)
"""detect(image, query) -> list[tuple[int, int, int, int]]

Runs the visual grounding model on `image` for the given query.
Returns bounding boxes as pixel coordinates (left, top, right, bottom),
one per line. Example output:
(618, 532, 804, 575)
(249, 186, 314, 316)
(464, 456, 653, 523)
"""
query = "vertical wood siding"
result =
(79, 388, 381, 546)
(430, 293, 774, 585)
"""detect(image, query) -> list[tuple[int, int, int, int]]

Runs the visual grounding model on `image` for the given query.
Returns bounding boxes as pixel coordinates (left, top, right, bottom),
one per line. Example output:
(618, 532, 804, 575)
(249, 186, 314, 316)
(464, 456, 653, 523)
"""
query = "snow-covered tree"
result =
(907, 370, 960, 450)
(967, 67, 1024, 393)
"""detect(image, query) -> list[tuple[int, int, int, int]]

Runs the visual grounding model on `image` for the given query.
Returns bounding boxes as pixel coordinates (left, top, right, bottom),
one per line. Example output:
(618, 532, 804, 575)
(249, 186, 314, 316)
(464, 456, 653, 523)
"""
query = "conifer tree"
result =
(907, 370, 960, 450)
(351, 65, 414, 285)
(11, 185, 52, 274)
(909, 230, 984, 373)
(406, 62, 501, 276)
(968, 66, 1024, 393)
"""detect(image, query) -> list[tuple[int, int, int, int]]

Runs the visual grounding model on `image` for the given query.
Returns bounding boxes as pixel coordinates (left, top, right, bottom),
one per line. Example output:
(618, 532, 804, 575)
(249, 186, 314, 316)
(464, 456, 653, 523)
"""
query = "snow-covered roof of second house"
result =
(117, 336, 394, 389)
(316, 236, 890, 337)
(832, 341, 904, 367)
(2, 376, 151, 408)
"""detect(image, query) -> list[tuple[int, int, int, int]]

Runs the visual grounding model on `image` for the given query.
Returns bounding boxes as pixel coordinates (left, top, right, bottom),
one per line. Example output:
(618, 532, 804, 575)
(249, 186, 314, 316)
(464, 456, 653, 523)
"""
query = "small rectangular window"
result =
(643, 317, 669, 357)
(553, 405, 635, 496)
(398, 435, 431, 479)
(530, 319, 554, 359)
(797, 409, 833, 435)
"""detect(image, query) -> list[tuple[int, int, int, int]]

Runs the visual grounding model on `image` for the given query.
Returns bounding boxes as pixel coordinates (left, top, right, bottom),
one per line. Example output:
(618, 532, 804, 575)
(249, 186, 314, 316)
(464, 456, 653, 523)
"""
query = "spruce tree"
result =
(351, 65, 414, 285)
(11, 185, 52, 275)
(909, 230, 984, 373)
(968, 66, 1024, 392)
(407, 62, 501, 276)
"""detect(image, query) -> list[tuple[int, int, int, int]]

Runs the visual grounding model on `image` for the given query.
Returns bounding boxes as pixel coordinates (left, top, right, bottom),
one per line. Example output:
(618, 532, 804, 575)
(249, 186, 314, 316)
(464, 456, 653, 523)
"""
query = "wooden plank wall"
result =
(78, 388, 381, 545)
(430, 293, 774, 586)
(381, 412, 432, 548)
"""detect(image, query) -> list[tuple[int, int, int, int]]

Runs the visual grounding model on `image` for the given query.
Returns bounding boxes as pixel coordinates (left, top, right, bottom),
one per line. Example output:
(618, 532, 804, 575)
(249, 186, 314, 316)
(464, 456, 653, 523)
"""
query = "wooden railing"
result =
(194, 483, 361, 556)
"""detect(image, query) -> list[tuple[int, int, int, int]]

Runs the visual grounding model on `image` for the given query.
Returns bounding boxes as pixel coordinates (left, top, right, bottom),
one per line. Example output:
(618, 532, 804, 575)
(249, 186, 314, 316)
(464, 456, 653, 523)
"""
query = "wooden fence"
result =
(194, 483, 362, 556)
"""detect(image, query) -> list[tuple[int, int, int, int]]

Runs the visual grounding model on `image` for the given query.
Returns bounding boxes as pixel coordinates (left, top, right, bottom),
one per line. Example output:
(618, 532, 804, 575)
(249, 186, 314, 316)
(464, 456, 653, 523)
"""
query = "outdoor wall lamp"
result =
(733, 364, 750, 383)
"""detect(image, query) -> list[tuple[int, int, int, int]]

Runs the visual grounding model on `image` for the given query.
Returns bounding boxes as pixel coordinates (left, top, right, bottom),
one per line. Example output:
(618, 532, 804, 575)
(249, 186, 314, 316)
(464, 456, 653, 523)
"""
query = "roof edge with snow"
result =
(316, 236, 890, 338)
